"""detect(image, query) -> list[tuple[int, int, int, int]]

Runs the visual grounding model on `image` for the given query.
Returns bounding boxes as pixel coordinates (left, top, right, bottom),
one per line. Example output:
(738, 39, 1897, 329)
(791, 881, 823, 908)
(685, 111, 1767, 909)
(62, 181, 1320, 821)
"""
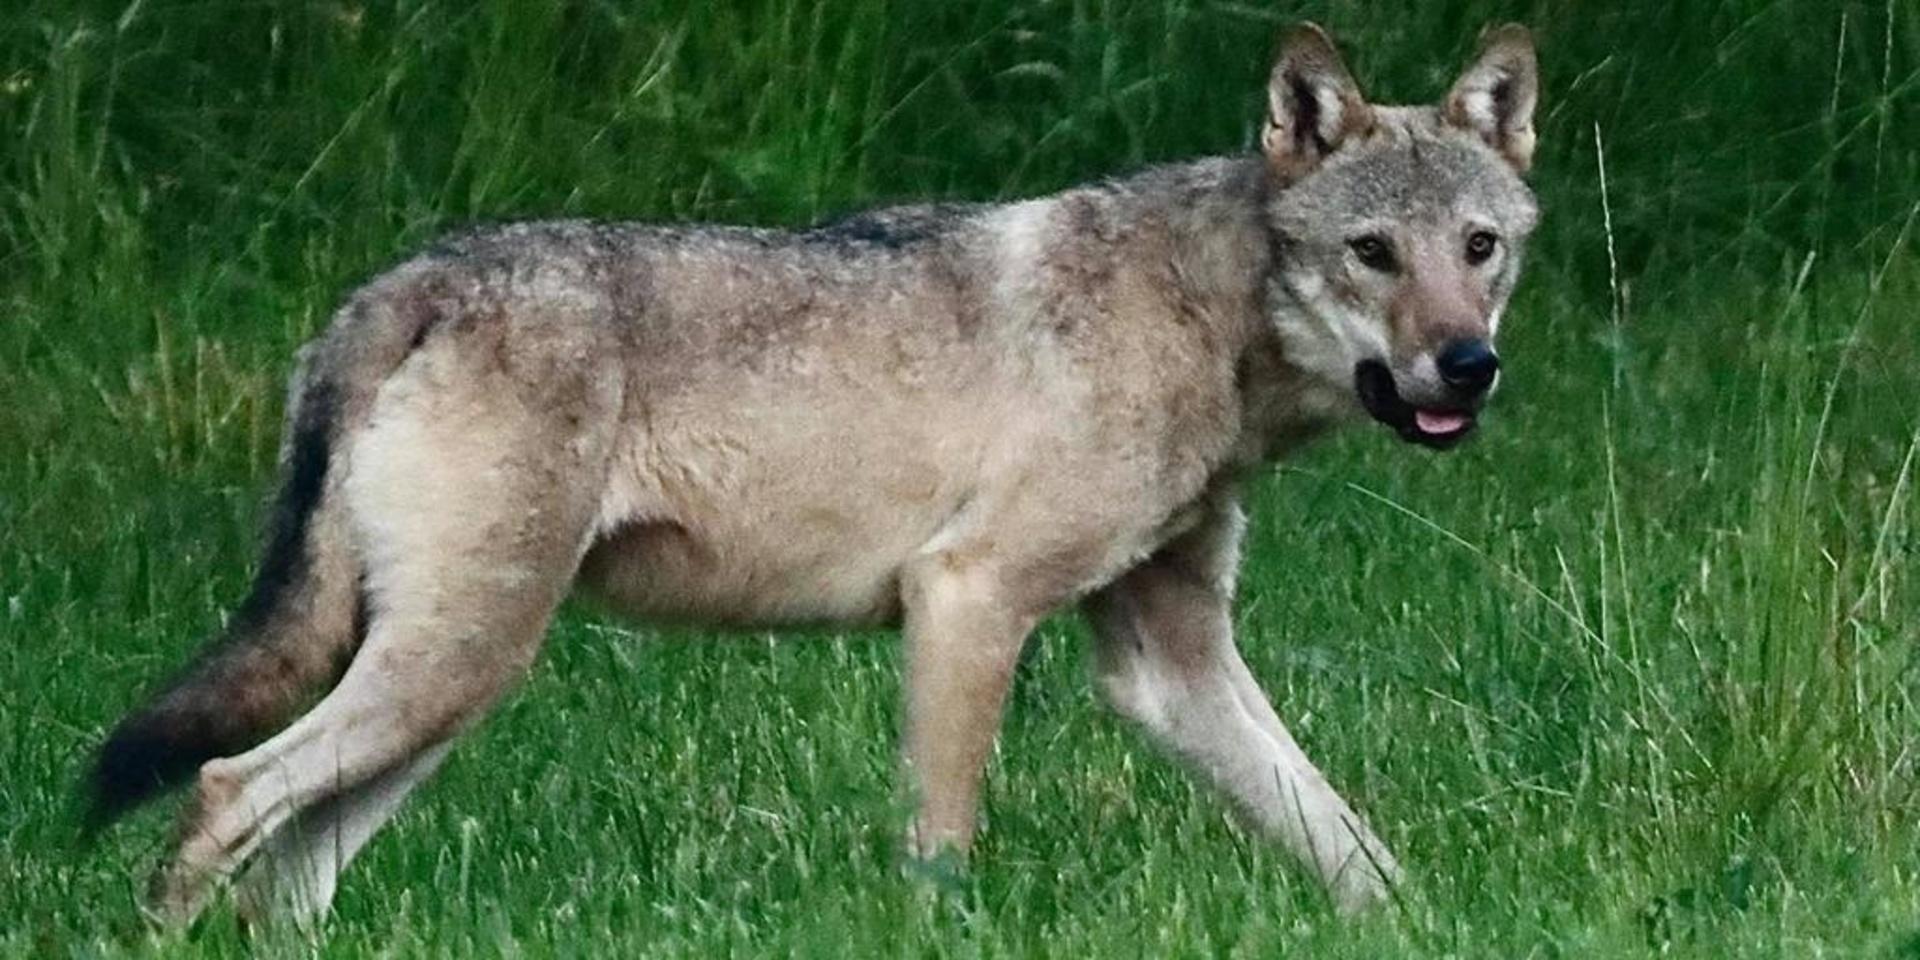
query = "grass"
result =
(2, 0, 1917, 955)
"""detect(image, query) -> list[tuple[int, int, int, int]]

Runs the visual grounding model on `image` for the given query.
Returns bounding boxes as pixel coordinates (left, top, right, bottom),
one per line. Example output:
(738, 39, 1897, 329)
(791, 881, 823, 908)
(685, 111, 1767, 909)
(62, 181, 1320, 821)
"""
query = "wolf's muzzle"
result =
(1354, 359, 1480, 450)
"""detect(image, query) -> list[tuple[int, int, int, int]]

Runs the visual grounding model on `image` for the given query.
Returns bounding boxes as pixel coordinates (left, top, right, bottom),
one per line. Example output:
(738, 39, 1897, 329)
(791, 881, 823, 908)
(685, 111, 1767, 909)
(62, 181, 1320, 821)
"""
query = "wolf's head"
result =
(1260, 24, 1539, 449)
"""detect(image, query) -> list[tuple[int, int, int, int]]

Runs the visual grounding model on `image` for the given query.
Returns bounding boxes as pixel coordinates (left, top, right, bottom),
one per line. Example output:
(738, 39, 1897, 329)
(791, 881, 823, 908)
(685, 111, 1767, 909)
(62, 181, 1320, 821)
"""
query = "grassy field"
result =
(3, 0, 1917, 955)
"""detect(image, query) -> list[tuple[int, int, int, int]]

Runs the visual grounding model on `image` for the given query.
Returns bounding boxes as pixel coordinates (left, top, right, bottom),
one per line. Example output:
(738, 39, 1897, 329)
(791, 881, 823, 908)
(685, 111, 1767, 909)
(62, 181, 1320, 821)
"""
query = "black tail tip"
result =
(83, 719, 208, 837)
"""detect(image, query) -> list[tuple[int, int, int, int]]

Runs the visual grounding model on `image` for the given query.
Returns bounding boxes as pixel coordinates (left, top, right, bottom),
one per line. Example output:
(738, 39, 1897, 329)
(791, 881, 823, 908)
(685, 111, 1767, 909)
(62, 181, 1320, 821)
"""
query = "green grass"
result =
(3, 0, 1917, 955)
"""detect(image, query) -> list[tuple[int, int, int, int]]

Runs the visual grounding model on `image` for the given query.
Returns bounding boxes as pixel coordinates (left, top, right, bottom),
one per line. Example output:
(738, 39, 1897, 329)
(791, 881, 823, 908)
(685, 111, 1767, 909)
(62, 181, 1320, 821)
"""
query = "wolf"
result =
(84, 23, 1539, 925)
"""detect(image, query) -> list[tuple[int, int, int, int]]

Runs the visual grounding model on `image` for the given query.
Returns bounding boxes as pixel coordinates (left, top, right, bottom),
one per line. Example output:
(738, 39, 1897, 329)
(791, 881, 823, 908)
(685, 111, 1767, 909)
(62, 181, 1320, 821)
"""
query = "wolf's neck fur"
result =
(1054, 153, 1342, 466)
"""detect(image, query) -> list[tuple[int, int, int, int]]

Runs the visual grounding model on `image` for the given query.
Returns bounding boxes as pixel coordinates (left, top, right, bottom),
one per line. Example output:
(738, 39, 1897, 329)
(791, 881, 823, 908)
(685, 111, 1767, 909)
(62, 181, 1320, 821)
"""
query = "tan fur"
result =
(107, 23, 1542, 927)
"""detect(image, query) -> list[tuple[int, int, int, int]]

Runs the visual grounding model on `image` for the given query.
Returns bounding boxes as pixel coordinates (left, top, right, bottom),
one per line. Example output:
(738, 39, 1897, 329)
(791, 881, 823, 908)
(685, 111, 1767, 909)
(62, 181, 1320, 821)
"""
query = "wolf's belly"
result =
(574, 512, 917, 628)
(573, 417, 975, 629)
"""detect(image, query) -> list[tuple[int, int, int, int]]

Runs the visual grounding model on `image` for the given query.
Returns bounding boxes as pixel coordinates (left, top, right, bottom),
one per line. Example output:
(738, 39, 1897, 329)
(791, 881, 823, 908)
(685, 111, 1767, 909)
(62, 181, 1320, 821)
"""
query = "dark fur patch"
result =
(803, 204, 974, 250)
(84, 378, 341, 834)
(232, 378, 337, 633)
(1490, 74, 1515, 130)
(1287, 73, 1330, 157)
(350, 573, 373, 647)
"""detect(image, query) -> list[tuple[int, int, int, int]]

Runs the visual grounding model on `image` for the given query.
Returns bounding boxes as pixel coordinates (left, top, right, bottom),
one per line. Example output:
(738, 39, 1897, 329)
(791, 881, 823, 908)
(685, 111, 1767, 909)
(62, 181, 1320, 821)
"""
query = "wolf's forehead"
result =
(1282, 125, 1535, 230)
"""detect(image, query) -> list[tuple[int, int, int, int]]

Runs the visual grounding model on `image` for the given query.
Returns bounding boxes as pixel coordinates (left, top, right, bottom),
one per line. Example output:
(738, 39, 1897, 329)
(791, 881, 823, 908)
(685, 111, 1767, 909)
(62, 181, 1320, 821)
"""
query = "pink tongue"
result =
(1414, 410, 1470, 435)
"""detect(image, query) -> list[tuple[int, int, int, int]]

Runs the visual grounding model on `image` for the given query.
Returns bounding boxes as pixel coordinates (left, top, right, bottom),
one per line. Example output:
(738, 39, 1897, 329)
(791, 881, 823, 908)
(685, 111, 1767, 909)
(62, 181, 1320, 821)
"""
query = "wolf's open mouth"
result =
(1354, 360, 1477, 450)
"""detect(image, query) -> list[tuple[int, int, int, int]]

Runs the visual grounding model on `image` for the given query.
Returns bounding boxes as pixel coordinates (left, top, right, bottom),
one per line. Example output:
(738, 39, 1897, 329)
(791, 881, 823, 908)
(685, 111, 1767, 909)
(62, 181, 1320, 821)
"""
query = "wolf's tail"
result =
(85, 361, 364, 833)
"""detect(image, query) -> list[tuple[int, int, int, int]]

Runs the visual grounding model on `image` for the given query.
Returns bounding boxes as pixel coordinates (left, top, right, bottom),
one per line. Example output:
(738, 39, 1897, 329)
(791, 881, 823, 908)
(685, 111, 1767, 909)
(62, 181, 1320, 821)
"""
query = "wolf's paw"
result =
(900, 838, 971, 897)
(1327, 846, 1403, 915)
(143, 858, 224, 929)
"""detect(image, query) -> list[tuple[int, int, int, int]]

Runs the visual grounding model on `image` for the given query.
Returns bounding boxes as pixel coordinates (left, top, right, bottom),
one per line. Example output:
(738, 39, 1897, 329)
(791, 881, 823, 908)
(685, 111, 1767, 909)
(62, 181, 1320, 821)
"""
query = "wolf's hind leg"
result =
(1085, 497, 1400, 913)
(148, 314, 624, 925)
(233, 741, 451, 926)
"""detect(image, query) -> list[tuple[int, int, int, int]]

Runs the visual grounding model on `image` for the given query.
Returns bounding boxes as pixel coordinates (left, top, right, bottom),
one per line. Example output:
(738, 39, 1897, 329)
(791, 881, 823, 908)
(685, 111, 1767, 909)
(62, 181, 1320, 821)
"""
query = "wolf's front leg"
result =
(1085, 498, 1401, 912)
(898, 556, 1041, 859)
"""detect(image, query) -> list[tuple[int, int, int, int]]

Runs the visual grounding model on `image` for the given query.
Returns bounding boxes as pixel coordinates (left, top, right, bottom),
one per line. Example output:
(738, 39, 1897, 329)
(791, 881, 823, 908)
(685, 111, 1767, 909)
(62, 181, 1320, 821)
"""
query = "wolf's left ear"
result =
(1263, 23, 1373, 182)
(1443, 24, 1539, 173)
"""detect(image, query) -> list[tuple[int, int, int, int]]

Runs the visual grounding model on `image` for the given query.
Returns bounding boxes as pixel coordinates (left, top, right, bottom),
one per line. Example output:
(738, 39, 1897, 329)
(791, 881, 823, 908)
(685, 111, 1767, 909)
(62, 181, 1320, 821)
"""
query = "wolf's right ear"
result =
(1262, 23, 1373, 182)
(1443, 24, 1539, 173)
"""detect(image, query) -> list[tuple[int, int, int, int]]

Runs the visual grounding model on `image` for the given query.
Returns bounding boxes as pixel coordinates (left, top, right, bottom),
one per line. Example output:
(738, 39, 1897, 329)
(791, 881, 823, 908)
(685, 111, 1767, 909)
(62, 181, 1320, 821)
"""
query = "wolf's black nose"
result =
(1437, 339, 1499, 393)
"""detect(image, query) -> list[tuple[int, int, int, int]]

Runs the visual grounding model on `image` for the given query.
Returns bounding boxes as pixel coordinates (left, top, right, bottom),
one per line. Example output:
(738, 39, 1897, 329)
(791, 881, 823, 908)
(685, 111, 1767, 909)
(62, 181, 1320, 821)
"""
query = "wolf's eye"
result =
(1465, 230, 1500, 265)
(1348, 235, 1396, 272)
